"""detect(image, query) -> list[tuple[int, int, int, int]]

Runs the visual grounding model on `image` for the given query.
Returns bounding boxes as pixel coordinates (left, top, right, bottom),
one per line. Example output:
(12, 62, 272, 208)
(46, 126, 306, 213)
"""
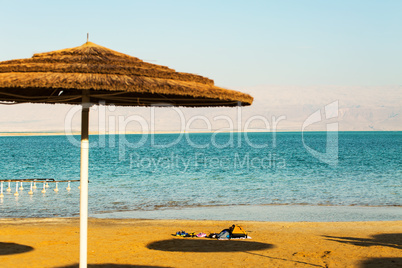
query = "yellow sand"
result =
(0, 218, 401, 268)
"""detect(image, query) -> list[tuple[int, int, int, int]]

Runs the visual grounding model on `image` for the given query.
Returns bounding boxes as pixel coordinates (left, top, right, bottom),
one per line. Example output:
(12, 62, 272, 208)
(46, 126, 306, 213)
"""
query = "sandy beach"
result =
(0, 218, 401, 268)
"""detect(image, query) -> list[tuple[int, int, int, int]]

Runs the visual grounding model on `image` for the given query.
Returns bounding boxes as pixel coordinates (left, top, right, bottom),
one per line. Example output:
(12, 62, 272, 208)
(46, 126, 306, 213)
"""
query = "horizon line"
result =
(0, 130, 401, 137)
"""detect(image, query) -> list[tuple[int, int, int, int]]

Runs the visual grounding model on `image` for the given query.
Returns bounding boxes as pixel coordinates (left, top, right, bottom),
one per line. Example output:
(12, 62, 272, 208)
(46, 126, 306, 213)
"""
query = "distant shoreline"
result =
(0, 131, 278, 137)
(0, 130, 401, 137)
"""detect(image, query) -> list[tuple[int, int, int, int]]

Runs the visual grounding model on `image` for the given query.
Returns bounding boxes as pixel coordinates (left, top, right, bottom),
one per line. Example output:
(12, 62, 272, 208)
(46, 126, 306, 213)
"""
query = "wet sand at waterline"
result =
(0, 218, 401, 267)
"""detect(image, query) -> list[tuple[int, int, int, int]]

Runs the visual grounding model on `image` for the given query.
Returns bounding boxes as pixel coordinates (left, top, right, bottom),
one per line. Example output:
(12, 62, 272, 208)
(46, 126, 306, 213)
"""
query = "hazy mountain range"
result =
(0, 85, 400, 133)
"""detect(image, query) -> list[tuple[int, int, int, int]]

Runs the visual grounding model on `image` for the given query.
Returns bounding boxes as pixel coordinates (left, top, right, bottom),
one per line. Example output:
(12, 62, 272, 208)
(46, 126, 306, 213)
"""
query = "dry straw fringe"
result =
(0, 42, 253, 107)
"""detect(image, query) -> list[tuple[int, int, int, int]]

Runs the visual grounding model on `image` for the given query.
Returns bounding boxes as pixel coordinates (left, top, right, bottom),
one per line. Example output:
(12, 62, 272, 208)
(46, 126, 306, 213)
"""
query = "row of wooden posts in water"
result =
(0, 179, 80, 197)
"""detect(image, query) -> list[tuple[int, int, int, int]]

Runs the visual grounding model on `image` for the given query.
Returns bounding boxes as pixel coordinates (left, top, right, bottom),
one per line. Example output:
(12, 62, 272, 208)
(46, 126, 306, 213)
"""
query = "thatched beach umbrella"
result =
(0, 41, 253, 267)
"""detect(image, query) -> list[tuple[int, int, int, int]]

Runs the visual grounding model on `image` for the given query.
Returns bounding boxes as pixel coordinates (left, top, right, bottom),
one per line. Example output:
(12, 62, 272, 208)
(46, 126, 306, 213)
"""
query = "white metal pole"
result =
(80, 92, 90, 268)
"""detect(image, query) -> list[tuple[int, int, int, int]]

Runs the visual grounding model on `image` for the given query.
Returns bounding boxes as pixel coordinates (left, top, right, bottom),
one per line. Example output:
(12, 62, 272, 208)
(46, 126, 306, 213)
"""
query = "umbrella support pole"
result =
(80, 93, 90, 268)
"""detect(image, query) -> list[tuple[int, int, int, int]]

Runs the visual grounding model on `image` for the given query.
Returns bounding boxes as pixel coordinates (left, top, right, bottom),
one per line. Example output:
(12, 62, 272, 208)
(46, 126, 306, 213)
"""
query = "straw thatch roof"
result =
(0, 42, 253, 107)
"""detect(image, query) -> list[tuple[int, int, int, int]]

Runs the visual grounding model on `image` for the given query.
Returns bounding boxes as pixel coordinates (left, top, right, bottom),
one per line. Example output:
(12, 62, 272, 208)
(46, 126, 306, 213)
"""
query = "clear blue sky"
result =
(0, 0, 401, 88)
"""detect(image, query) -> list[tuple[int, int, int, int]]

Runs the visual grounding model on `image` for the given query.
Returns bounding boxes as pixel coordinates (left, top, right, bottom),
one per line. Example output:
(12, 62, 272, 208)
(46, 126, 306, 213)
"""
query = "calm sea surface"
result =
(0, 132, 401, 221)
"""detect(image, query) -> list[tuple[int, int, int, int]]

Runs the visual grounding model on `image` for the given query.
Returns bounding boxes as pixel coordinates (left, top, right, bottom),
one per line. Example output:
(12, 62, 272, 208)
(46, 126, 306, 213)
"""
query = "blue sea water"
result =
(0, 131, 401, 221)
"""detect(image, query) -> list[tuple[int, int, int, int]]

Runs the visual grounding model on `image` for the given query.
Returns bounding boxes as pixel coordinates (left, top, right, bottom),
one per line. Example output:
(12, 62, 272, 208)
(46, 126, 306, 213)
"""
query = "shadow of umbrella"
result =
(0, 242, 34, 255)
(359, 257, 402, 268)
(57, 264, 171, 268)
(323, 233, 402, 250)
(147, 238, 273, 252)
